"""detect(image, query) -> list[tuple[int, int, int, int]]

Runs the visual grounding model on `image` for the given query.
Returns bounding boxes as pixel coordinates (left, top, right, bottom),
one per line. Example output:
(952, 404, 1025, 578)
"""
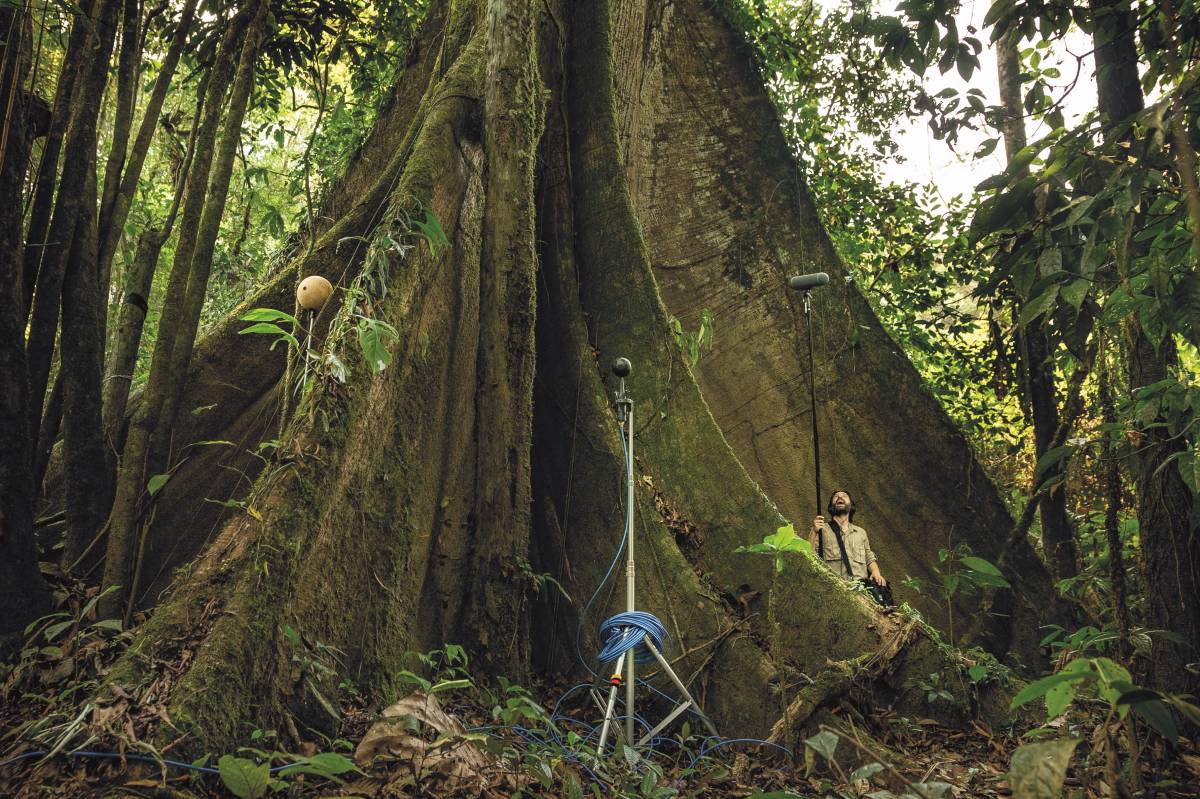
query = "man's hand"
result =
(811, 515, 824, 534)
(868, 562, 887, 587)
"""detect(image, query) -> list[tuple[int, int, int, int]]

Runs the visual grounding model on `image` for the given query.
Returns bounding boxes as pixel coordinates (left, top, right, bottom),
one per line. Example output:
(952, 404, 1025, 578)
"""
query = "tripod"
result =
(594, 358, 718, 757)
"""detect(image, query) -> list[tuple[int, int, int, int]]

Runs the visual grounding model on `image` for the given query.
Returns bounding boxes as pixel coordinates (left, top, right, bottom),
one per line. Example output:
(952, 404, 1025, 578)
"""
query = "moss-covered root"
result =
(104, 17, 491, 754)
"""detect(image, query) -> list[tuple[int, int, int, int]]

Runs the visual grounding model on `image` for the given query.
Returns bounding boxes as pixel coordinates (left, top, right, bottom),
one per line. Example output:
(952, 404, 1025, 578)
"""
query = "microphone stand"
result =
(594, 359, 718, 761)
(803, 290, 821, 517)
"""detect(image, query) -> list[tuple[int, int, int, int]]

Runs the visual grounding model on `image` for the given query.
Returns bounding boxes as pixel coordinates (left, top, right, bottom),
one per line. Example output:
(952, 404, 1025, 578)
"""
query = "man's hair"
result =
(827, 490, 856, 522)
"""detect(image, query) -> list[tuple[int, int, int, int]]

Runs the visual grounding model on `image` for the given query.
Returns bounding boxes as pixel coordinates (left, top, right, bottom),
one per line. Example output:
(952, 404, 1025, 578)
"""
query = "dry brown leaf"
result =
(354, 691, 489, 788)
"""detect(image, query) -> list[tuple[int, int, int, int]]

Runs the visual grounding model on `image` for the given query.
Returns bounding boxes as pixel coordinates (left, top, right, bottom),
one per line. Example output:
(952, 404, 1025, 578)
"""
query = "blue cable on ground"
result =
(685, 737, 795, 771)
(0, 749, 324, 775)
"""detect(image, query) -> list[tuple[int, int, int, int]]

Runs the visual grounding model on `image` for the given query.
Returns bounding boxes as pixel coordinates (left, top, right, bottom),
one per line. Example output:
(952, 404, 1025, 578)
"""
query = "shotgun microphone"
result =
(787, 272, 830, 292)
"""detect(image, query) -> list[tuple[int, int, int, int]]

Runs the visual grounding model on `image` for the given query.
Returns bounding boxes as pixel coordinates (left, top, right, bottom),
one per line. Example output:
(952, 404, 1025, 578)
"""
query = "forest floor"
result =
(2, 578, 1198, 798)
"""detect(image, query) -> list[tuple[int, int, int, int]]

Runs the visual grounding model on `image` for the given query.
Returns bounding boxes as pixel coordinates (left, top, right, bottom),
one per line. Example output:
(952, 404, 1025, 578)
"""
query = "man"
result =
(808, 490, 888, 591)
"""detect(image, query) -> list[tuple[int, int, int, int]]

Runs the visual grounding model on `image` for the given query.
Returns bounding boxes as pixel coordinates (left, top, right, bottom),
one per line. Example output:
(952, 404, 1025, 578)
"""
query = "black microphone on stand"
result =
(787, 272, 830, 517)
(787, 272, 829, 292)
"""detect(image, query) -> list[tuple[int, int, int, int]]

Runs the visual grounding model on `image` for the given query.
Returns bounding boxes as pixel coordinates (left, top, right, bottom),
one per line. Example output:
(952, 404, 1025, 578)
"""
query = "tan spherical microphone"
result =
(297, 275, 333, 311)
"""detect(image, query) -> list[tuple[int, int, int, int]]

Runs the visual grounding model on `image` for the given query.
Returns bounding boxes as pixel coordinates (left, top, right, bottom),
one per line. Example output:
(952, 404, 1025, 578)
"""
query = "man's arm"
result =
(809, 515, 824, 553)
(864, 532, 886, 585)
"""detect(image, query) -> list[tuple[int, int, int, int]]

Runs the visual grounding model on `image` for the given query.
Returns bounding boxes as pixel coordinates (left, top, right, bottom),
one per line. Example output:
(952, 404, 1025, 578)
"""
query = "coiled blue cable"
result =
(596, 610, 669, 665)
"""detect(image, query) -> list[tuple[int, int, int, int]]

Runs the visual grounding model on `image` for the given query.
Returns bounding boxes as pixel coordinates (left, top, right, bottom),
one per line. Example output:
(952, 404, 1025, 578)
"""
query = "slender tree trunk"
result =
(96, 0, 141, 307)
(157, 0, 271, 459)
(101, 0, 268, 619)
(1098, 345, 1131, 660)
(99, 91, 199, 466)
(97, 0, 199, 285)
(1089, 0, 1199, 692)
(996, 23, 1076, 580)
(24, 0, 119, 446)
(0, 0, 53, 643)
(21, 0, 92, 319)
(60, 157, 111, 562)
(33, 370, 64, 498)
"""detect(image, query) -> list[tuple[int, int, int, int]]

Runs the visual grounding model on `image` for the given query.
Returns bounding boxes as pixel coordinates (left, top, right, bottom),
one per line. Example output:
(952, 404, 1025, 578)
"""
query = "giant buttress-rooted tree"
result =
(97, 0, 1063, 750)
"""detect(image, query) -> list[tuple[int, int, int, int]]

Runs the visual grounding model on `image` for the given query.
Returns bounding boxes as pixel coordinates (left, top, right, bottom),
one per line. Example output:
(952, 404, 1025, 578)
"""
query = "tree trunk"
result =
(99, 72, 204, 466)
(97, 0, 199, 287)
(608, 0, 1065, 654)
(465, 0, 543, 678)
(100, 0, 268, 618)
(97, 0, 140, 239)
(60, 155, 112, 568)
(1089, 0, 1200, 693)
(997, 23, 1076, 580)
(21, 0, 93, 319)
(87, 0, 1065, 755)
(24, 0, 119, 447)
(0, 0, 53, 643)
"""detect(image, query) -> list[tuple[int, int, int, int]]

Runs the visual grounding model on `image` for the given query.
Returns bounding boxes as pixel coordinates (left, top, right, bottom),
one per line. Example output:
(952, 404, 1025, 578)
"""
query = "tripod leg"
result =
(595, 651, 627, 758)
(642, 636, 719, 738)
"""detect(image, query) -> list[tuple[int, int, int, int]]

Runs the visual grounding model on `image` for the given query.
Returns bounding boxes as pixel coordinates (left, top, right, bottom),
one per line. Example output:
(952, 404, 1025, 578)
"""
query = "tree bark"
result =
(60, 157, 112, 566)
(1089, 0, 1199, 693)
(465, 0, 543, 679)
(997, 23, 1076, 580)
(21, 0, 93, 319)
(24, 0, 119, 447)
(0, 0, 53, 643)
(95, 0, 141, 307)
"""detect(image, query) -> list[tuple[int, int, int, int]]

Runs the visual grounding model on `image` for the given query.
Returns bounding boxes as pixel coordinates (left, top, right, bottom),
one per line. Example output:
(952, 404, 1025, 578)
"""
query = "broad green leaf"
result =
(240, 307, 299, 325)
(239, 322, 289, 337)
(1091, 657, 1131, 704)
(357, 318, 399, 373)
(218, 755, 270, 799)
(1010, 671, 1092, 711)
(1035, 247, 1062, 277)
(960, 556, 1002, 577)
(1018, 286, 1059, 326)
(275, 751, 357, 778)
(1044, 679, 1077, 720)
(1115, 687, 1162, 705)
(804, 730, 839, 761)
(430, 678, 473, 694)
(147, 474, 170, 496)
(43, 620, 73, 641)
(1060, 278, 1089, 310)
(967, 665, 988, 683)
(1130, 700, 1178, 744)
(1033, 445, 1074, 483)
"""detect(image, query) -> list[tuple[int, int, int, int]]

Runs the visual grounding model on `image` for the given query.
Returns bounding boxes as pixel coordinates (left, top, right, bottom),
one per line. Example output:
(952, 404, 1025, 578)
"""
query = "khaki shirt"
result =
(815, 522, 876, 580)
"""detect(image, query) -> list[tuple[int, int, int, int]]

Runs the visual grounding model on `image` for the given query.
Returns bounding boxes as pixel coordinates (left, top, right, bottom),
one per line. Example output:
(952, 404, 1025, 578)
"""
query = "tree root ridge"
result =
(768, 619, 920, 744)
